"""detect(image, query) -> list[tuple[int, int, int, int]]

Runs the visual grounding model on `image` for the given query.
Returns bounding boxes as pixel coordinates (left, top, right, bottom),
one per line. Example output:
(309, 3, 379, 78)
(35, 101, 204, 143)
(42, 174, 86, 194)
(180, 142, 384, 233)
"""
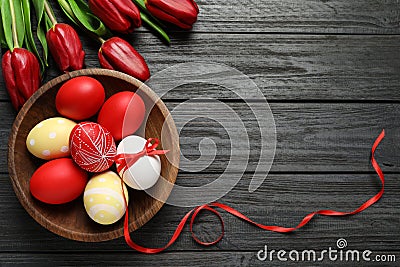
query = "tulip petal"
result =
(15, 49, 40, 98)
(99, 37, 150, 81)
(47, 24, 85, 72)
(2, 51, 20, 110)
(1, 49, 40, 110)
(146, 0, 198, 28)
(88, 0, 141, 34)
(12, 49, 32, 100)
(98, 48, 115, 70)
(146, 4, 192, 29)
(48, 27, 69, 71)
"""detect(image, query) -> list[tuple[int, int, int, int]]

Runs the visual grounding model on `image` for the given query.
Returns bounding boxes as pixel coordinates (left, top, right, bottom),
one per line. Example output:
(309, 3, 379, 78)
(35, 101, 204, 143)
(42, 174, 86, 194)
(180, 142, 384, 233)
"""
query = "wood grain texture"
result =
(0, 172, 398, 252)
(0, 102, 398, 173)
(1, 0, 399, 265)
(46, 0, 400, 35)
(169, 102, 399, 173)
(3, 34, 400, 101)
(1, 251, 399, 267)
(190, 0, 400, 34)
(0, 175, 400, 266)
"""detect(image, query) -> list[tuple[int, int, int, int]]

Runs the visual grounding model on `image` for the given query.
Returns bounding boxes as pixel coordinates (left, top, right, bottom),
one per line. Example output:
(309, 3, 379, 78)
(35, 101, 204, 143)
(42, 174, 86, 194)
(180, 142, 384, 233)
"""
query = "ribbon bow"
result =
(114, 138, 169, 176)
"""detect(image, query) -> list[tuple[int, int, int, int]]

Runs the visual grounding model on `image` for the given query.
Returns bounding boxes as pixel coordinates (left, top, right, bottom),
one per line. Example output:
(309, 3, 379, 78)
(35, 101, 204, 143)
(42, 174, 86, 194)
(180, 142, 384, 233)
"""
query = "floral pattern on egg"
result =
(26, 117, 77, 160)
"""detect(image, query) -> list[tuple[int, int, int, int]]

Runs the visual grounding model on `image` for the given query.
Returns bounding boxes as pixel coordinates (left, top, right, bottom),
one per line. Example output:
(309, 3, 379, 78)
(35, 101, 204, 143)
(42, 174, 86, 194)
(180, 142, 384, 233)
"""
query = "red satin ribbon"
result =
(120, 130, 385, 254)
(114, 138, 169, 176)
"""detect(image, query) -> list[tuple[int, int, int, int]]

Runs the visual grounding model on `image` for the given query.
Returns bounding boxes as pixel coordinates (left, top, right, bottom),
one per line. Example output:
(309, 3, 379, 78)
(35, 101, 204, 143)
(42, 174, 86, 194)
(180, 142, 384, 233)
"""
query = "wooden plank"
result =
(191, 0, 400, 34)
(2, 34, 400, 101)
(1, 251, 398, 266)
(112, 34, 400, 101)
(158, 102, 400, 172)
(0, 173, 398, 252)
(0, 1, 397, 264)
(50, 0, 400, 34)
(1, 102, 398, 173)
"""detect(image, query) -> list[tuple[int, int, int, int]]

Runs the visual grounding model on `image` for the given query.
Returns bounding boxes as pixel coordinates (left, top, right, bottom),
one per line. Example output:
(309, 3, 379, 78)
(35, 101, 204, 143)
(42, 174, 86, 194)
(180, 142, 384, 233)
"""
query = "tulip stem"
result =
(97, 37, 106, 44)
(44, 0, 58, 26)
(9, 0, 19, 48)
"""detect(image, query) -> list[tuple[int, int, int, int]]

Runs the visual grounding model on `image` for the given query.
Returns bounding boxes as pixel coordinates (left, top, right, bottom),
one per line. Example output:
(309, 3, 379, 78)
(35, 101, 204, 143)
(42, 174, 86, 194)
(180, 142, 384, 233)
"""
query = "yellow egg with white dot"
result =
(26, 117, 77, 160)
(84, 171, 129, 225)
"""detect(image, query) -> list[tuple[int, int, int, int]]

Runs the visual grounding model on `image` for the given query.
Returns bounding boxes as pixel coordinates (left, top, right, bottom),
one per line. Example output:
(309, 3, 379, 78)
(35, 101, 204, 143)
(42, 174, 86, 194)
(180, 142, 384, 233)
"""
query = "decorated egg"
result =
(97, 91, 145, 141)
(56, 76, 106, 120)
(30, 158, 88, 204)
(84, 171, 128, 225)
(116, 135, 161, 190)
(70, 122, 116, 172)
(26, 117, 77, 160)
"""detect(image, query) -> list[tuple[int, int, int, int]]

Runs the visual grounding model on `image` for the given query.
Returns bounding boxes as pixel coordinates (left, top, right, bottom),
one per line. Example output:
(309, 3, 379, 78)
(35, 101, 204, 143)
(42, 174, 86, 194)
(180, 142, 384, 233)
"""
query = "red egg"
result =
(70, 122, 117, 172)
(30, 158, 88, 204)
(56, 76, 105, 120)
(97, 91, 145, 141)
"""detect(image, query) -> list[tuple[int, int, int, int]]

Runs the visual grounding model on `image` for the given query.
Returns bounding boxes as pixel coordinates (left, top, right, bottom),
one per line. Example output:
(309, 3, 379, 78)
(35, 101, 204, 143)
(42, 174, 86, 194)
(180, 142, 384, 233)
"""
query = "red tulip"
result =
(88, 0, 141, 34)
(2, 48, 41, 110)
(46, 23, 85, 72)
(145, 0, 199, 29)
(98, 37, 150, 81)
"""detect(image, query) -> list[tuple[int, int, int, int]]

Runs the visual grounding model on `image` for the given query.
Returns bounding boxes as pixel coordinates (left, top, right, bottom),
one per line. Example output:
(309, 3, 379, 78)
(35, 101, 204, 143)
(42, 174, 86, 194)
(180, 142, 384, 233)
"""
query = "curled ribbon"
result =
(114, 138, 169, 176)
(120, 130, 385, 254)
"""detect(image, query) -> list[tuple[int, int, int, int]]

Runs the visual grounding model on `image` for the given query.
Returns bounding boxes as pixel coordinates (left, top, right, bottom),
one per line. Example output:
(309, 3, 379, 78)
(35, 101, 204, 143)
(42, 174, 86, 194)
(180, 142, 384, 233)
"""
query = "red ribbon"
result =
(114, 138, 169, 176)
(120, 130, 385, 254)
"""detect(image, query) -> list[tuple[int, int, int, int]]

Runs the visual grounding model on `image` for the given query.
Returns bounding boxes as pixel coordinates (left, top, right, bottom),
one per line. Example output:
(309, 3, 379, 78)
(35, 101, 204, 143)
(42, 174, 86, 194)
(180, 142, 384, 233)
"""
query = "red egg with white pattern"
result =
(70, 122, 117, 172)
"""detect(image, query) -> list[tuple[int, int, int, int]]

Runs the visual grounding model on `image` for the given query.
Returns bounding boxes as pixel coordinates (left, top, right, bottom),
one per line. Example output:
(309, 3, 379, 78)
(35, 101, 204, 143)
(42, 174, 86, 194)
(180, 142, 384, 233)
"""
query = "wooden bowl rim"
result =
(8, 69, 180, 242)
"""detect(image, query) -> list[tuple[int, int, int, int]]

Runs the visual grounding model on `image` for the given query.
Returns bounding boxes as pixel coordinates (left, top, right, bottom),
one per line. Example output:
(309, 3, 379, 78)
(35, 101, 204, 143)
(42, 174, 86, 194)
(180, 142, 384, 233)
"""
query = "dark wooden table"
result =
(1, 1, 400, 266)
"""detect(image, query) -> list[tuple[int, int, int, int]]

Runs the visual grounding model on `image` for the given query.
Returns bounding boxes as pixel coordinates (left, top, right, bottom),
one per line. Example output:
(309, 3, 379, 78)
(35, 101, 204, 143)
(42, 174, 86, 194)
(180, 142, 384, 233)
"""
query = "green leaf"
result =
(0, 12, 6, 48)
(1, 0, 26, 48)
(70, 0, 111, 37)
(57, 0, 80, 26)
(132, 0, 146, 11)
(45, 13, 53, 30)
(1, 0, 13, 50)
(31, 0, 49, 67)
(141, 12, 170, 44)
(22, 0, 45, 74)
(31, 0, 44, 23)
(58, 0, 111, 38)
(12, 0, 25, 47)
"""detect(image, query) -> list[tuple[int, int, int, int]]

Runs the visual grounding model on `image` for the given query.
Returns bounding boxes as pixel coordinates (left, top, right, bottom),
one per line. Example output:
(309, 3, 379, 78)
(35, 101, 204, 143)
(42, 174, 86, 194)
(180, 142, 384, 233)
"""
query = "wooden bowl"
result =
(8, 69, 180, 242)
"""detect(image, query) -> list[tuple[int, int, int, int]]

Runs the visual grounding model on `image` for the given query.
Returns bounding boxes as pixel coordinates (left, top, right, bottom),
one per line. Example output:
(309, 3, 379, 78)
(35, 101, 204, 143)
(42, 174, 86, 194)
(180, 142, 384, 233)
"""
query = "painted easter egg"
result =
(97, 91, 145, 141)
(30, 158, 88, 204)
(116, 135, 161, 190)
(56, 76, 105, 120)
(70, 122, 117, 172)
(26, 117, 77, 160)
(83, 171, 128, 225)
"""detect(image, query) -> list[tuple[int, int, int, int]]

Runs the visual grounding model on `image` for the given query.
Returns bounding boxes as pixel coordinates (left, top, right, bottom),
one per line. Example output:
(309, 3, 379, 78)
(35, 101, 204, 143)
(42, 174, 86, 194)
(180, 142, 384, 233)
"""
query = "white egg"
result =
(116, 135, 161, 190)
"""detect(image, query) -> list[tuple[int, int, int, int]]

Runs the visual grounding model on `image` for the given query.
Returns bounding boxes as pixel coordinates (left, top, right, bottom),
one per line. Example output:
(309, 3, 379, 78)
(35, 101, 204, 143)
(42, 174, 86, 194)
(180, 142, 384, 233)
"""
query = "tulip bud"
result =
(46, 23, 85, 72)
(88, 0, 141, 34)
(145, 0, 199, 29)
(98, 37, 150, 81)
(2, 48, 41, 110)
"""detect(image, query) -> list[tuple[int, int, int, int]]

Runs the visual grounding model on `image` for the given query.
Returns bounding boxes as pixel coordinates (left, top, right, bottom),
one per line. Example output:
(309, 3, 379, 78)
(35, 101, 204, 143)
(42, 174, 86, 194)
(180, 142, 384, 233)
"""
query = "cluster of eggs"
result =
(26, 76, 163, 225)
